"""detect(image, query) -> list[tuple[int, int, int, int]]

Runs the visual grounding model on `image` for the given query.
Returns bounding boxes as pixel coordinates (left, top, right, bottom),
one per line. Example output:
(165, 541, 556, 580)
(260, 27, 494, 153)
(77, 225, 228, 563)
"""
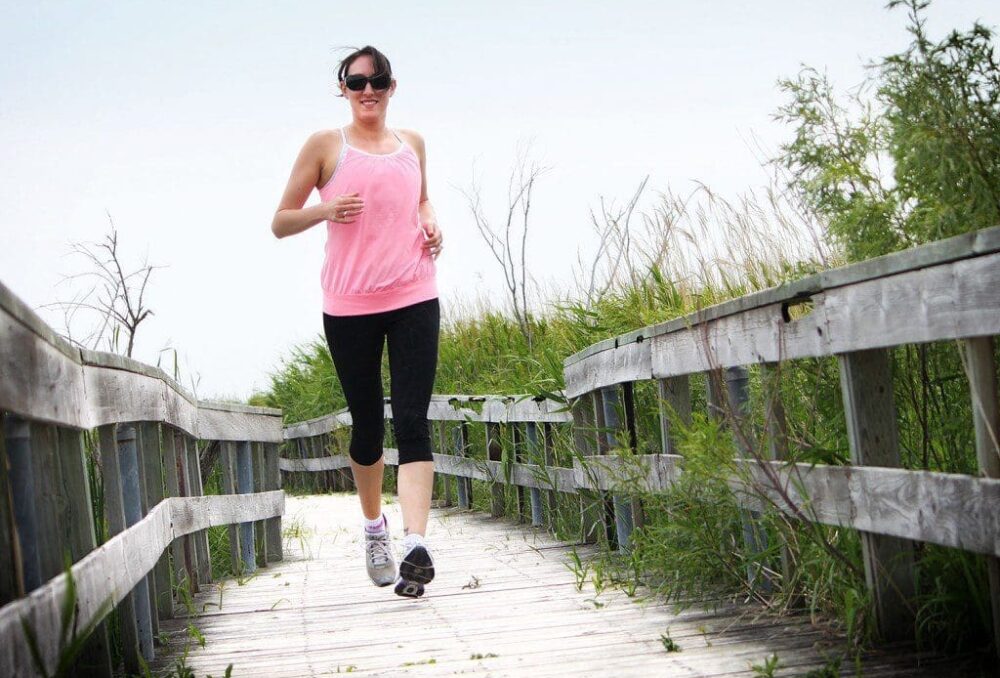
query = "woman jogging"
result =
(271, 45, 443, 599)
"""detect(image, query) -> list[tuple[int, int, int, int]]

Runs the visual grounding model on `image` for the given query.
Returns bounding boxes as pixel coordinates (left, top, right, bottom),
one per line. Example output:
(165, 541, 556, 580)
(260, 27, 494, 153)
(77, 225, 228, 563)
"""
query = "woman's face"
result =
(341, 54, 395, 121)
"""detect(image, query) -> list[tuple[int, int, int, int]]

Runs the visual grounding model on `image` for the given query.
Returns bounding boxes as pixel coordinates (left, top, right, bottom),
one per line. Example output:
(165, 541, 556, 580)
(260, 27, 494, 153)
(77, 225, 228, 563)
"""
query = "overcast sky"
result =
(2, 1, 997, 402)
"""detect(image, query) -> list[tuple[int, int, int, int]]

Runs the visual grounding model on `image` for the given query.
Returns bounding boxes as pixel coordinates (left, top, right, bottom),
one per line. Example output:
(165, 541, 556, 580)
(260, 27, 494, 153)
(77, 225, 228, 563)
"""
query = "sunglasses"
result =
(343, 72, 392, 92)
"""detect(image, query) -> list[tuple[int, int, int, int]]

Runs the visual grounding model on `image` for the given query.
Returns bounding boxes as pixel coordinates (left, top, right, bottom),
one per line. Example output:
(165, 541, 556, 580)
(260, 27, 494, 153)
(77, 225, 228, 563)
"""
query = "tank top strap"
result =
(336, 127, 348, 165)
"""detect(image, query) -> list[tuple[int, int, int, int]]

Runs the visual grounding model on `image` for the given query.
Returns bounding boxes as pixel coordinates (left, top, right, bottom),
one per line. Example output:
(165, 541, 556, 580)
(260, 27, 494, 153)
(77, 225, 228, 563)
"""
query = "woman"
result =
(271, 45, 443, 599)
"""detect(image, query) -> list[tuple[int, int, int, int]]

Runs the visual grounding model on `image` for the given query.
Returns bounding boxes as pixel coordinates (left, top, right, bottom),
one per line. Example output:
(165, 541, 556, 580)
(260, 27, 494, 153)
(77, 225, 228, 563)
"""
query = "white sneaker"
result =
(398, 541, 435, 586)
(364, 523, 397, 587)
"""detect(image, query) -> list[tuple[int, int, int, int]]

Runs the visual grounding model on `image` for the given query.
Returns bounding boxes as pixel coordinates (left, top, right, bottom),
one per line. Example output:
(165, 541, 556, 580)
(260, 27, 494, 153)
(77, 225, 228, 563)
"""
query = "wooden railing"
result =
(281, 225, 1000, 652)
(560, 224, 1000, 647)
(0, 282, 286, 677)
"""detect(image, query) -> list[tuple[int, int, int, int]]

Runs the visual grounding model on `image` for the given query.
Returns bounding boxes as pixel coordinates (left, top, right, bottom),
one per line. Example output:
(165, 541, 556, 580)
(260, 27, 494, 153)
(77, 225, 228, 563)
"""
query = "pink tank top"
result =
(318, 127, 438, 315)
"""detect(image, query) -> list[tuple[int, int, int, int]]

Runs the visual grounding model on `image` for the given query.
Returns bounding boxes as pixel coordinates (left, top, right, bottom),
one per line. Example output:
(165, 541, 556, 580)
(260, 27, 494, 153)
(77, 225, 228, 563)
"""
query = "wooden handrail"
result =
(0, 280, 287, 676)
(0, 279, 283, 441)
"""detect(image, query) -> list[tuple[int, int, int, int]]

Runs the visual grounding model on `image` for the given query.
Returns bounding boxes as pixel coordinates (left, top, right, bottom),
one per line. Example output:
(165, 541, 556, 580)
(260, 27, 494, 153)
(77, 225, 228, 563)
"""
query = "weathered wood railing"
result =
(0, 281, 286, 677)
(282, 225, 1000, 653)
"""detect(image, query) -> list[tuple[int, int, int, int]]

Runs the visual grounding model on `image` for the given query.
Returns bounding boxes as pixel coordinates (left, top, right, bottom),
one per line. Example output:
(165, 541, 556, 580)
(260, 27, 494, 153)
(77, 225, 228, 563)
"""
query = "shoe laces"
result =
(366, 533, 391, 568)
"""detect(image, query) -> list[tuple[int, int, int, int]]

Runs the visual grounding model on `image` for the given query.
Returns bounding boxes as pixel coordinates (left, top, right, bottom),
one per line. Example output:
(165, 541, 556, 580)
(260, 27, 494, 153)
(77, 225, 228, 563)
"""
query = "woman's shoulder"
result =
(396, 128, 425, 163)
(305, 128, 343, 152)
(396, 128, 425, 149)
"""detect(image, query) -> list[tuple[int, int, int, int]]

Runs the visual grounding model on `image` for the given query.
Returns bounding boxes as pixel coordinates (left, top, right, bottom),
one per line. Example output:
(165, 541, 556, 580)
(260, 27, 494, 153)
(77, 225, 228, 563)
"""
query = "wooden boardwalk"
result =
(149, 494, 973, 677)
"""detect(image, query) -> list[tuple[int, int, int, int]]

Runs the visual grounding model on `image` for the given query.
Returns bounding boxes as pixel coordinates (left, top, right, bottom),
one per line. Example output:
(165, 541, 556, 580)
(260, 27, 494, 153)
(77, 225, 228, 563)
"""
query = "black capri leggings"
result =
(322, 297, 440, 466)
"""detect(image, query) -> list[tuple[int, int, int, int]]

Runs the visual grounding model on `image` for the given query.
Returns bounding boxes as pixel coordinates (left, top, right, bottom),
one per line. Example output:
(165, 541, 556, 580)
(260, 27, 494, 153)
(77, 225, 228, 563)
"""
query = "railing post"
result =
(173, 432, 199, 593)
(0, 412, 23, 606)
(592, 389, 616, 546)
(57, 425, 114, 675)
(705, 368, 726, 421)
(264, 441, 283, 562)
(452, 423, 471, 509)
(327, 432, 341, 492)
(571, 393, 602, 544)
(219, 440, 242, 575)
(964, 336, 1000, 659)
(314, 434, 329, 493)
(252, 441, 268, 567)
(138, 422, 171, 631)
(437, 422, 452, 506)
(724, 366, 774, 596)
(543, 422, 557, 531)
(760, 363, 800, 607)
(485, 421, 504, 518)
(622, 382, 644, 530)
(657, 376, 690, 455)
(236, 440, 256, 575)
(305, 435, 319, 494)
(600, 384, 633, 551)
(98, 423, 142, 674)
(838, 348, 916, 642)
(162, 427, 187, 606)
(117, 423, 155, 665)
(319, 432, 334, 491)
(28, 423, 67, 584)
(512, 422, 527, 522)
(294, 437, 306, 493)
(188, 438, 211, 586)
(3, 414, 40, 592)
(525, 421, 544, 527)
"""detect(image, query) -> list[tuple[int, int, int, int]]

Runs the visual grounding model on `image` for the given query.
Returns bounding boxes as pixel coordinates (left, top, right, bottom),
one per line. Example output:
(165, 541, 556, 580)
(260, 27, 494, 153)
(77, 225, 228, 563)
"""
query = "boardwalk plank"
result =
(149, 494, 981, 677)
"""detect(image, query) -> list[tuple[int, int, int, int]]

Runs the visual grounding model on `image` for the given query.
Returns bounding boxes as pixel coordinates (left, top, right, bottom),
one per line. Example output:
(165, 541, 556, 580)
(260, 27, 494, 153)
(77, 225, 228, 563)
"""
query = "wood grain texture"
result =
(563, 242, 1000, 398)
(0, 413, 21, 606)
(145, 493, 978, 677)
(838, 349, 916, 641)
(0, 490, 283, 677)
(657, 376, 690, 456)
(263, 442, 284, 562)
(964, 336, 1000, 658)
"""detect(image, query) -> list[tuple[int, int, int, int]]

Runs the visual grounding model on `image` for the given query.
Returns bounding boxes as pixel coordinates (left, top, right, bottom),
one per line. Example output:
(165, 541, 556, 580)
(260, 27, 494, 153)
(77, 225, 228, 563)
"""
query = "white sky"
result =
(2, 1, 996, 401)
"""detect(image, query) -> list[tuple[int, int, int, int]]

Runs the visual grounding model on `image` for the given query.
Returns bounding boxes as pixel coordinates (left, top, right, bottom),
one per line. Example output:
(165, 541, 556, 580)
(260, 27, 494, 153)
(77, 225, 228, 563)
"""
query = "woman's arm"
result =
(271, 131, 363, 239)
(403, 129, 444, 259)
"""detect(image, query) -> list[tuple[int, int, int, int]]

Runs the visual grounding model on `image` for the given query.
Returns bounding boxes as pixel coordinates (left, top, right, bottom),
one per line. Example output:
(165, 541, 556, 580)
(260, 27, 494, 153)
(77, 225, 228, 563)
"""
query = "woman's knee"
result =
(349, 418, 385, 466)
(397, 446, 434, 465)
(393, 415, 433, 464)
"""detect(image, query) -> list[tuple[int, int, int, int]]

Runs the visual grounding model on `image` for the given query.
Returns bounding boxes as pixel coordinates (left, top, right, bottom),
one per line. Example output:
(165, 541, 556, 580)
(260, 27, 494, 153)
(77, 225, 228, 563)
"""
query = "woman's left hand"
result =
(421, 220, 444, 260)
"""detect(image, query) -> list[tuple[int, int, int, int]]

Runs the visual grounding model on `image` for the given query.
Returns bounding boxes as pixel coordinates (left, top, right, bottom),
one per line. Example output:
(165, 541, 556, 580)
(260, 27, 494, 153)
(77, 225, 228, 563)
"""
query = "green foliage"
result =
(776, 0, 1000, 261)
(751, 653, 781, 677)
(659, 631, 682, 653)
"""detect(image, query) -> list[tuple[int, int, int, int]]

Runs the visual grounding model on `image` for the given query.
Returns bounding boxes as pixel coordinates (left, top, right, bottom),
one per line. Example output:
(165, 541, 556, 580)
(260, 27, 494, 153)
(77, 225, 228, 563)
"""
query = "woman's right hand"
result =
(323, 192, 365, 223)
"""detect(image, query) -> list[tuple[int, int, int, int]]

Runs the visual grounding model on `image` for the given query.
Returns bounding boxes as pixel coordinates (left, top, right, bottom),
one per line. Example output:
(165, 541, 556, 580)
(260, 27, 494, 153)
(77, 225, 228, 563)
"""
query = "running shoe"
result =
(364, 529, 397, 587)
(398, 542, 435, 585)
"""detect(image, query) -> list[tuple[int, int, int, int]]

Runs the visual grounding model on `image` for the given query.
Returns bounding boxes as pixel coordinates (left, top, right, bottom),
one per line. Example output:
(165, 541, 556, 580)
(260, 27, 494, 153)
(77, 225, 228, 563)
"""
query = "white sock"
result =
(402, 532, 425, 553)
(363, 513, 386, 535)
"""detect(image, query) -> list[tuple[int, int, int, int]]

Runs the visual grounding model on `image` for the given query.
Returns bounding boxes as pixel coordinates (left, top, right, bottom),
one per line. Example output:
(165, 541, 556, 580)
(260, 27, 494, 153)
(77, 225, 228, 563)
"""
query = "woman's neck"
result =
(348, 119, 389, 142)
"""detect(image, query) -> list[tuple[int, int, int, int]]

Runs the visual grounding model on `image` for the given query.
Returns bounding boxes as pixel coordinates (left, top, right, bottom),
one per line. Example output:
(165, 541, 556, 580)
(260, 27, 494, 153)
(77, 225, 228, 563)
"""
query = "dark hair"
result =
(335, 45, 392, 97)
